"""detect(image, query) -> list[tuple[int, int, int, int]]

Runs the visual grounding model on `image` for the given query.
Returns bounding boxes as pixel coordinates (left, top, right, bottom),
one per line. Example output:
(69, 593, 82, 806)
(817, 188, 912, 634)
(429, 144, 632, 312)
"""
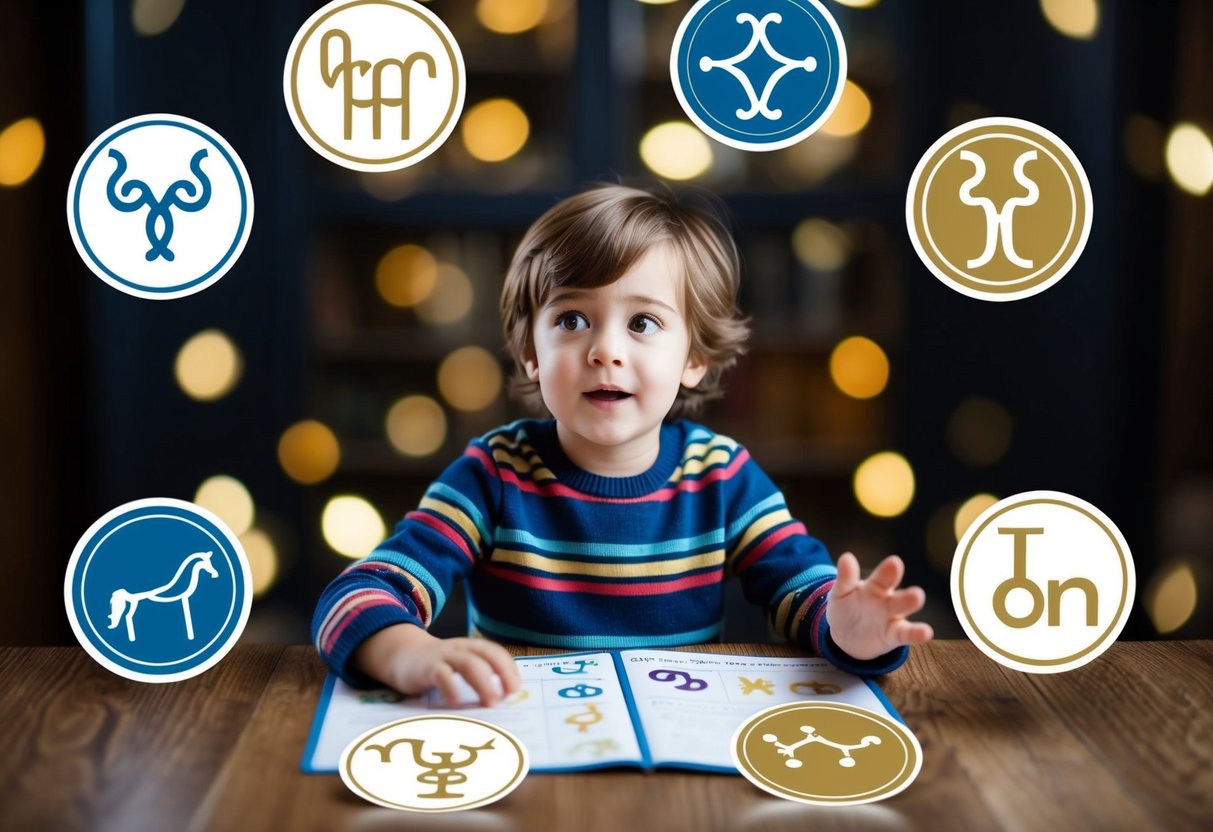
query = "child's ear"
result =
(681, 354, 708, 389)
(524, 352, 540, 382)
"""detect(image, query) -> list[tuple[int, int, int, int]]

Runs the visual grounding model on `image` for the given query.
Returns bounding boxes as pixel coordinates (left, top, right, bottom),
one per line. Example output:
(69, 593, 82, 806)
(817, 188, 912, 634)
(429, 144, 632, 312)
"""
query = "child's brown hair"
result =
(500, 183, 750, 418)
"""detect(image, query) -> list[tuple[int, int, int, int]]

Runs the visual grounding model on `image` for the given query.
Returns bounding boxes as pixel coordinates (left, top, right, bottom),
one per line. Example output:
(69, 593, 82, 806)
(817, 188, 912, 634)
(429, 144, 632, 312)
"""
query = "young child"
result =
(312, 184, 932, 706)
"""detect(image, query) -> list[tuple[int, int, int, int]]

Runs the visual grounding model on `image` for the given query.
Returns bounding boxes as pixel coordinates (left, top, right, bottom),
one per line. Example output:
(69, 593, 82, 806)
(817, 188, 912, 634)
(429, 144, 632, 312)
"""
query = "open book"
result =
(302, 648, 902, 774)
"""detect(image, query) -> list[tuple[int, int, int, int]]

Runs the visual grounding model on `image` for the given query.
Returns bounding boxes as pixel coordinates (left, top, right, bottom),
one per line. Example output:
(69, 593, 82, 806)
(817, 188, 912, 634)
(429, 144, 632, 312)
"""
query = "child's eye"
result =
(628, 314, 661, 334)
(556, 312, 588, 332)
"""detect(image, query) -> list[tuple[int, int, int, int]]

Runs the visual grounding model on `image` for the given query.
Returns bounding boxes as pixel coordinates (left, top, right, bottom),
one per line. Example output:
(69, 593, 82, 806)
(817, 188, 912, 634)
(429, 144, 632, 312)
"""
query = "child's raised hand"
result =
(353, 623, 523, 707)
(825, 552, 934, 661)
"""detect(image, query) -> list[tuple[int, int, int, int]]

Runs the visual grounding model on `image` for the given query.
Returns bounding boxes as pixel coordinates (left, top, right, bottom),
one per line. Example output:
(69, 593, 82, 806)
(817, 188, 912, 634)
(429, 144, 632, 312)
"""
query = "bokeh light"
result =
(132, 0, 187, 36)
(175, 330, 243, 401)
(241, 527, 279, 597)
(462, 99, 530, 163)
(387, 395, 448, 457)
(322, 495, 386, 559)
(792, 217, 851, 271)
(376, 244, 438, 308)
(416, 263, 475, 324)
(640, 122, 713, 181)
(1146, 560, 1198, 634)
(194, 475, 255, 536)
(833, 0, 880, 7)
(477, 0, 547, 34)
(278, 420, 341, 484)
(1165, 123, 1213, 197)
(438, 347, 503, 411)
(954, 493, 999, 542)
(829, 336, 889, 399)
(821, 80, 872, 137)
(1040, 0, 1098, 40)
(0, 117, 45, 187)
(853, 452, 915, 518)
(947, 396, 1013, 467)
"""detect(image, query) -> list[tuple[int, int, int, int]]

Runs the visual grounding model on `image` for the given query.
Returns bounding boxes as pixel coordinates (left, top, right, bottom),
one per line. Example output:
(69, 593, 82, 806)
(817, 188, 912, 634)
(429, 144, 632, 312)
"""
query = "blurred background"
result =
(1, 0, 1210, 648)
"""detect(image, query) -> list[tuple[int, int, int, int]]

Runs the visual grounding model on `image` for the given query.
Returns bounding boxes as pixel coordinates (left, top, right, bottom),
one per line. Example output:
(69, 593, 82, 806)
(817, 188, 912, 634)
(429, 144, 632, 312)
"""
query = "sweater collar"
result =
(526, 419, 686, 498)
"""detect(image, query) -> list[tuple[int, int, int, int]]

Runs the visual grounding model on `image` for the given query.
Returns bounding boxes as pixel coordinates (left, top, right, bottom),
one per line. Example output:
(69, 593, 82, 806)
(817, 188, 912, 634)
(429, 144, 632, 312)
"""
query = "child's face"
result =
(525, 244, 707, 470)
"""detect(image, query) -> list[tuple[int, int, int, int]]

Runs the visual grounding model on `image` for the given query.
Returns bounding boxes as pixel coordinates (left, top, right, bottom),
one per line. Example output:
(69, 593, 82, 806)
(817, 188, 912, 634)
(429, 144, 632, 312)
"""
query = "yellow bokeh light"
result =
(387, 395, 448, 457)
(834, 0, 880, 7)
(821, 81, 872, 137)
(830, 336, 889, 399)
(947, 396, 1014, 467)
(792, 217, 850, 271)
(278, 420, 341, 485)
(1147, 560, 1198, 634)
(1165, 123, 1213, 197)
(954, 493, 999, 542)
(175, 329, 243, 401)
(195, 475, 255, 537)
(462, 99, 530, 163)
(417, 263, 475, 324)
(640, 122, 713, 181)
(635, 0, 680, 5)
(241, 527, 279, 597)
(322, 495, 386, 559)
(477, 0, 547, 34)
(376, 244, 438, 308)
(853, 452, 915, 518)
(0, 117, 45, 187)
(132, 0, 187, 36)
(1040, 0, 1099, 40)
(438, 347, 503, 412)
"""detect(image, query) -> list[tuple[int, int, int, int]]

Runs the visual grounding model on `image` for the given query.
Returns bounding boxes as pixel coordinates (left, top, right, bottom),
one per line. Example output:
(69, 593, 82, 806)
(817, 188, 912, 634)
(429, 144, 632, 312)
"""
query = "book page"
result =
(302, 652, 643, 773)
(618, 650, 897, 772)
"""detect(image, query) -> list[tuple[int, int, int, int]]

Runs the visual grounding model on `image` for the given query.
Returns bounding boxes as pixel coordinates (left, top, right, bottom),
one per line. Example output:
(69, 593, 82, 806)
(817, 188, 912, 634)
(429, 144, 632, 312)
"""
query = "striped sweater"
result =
(313, 419, 907, 685)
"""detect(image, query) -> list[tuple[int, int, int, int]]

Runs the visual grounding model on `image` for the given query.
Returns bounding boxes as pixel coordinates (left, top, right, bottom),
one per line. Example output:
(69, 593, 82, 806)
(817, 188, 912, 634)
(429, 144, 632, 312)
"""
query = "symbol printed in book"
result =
(789, 680, 842, 696)
(951, 490, 1135, 673)
(566, 739, 620, 758)
(906, 117, 1093, 301)
(564, 704, 603, 733)
(341, 716, 528, 812)
(552, 659, 599, 675)
(66, 114, 254, 299)
(649, 669, 709, 691)
(738, 676, 775, 695)
(64, 499, 252, 683)
(732, 702, 922, 805)
(283, 0, 466, 171)
(670, 0, 847, 151)
(558, 684, 603, 699)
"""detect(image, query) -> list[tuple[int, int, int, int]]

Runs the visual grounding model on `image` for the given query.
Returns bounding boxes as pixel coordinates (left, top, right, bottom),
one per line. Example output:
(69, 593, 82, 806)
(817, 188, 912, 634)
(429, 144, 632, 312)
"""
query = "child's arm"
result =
(824, 552, 933, 661)
(352, 622, 521, 706)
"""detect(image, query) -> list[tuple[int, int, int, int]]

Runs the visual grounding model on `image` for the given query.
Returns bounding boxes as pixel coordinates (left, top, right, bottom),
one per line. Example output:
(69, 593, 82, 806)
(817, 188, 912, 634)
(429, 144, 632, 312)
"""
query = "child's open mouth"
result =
(584, 388, 633, 405)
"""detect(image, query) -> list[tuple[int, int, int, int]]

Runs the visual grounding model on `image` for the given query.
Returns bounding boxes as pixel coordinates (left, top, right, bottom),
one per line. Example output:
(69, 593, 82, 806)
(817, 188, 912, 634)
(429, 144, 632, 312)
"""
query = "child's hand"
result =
(825, 553, 934, 661)
(353, 623, 523, 707)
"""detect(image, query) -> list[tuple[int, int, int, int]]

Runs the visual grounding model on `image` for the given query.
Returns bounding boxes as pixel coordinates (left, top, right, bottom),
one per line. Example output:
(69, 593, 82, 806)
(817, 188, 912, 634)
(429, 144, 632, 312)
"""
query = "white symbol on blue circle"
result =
(670, 0, 847, 151)
(66, 114, 254, 300)
(64, 499, 252, 683)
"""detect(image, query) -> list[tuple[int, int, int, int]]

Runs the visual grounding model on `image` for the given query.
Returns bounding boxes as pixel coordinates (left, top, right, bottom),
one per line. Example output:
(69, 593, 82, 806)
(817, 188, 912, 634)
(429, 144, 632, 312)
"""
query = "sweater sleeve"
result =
(724, 450, 906, 676)
(311, 438, 501, 686)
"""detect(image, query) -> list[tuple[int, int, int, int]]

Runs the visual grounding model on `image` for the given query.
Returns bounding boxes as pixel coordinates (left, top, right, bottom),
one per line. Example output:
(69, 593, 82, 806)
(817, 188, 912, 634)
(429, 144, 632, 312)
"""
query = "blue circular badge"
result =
(64, 499, 252, 683)
(670, 0, 847, 151)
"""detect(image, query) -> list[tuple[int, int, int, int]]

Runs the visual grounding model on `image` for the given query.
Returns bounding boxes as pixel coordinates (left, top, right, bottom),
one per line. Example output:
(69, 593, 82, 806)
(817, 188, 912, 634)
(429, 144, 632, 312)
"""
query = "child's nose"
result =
(587, 332, 625, 367)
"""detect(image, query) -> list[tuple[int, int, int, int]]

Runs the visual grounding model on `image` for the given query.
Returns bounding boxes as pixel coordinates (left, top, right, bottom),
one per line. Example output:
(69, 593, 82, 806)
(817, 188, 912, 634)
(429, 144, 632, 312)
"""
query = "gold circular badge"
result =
(340, 715, 529, 813)
(731, 701, 921, 806)
(906, 117, 1092, 301)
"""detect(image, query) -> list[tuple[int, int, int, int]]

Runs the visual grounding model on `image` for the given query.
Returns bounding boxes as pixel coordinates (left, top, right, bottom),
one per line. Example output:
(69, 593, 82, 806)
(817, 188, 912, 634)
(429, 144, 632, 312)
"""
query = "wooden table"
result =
(1, 641, 1210, 831)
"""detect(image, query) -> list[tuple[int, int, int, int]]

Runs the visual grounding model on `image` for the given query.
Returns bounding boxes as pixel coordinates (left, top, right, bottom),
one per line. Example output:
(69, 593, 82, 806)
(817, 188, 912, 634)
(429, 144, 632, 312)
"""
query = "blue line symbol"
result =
(106, 148, 212, 262)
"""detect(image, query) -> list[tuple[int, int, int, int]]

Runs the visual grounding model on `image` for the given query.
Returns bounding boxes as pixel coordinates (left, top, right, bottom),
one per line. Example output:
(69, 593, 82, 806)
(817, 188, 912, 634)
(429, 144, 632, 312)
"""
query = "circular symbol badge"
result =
(64, 499, 252, 683)
(66, 114, 254, 300)
(670, 0, 847, 151)
(341, 716, 529, 812)
(906, 117, 1093, 301)
(284, 0, 466, 171)
(732, 701, 922, 806)
(951, 490, 1135, 673)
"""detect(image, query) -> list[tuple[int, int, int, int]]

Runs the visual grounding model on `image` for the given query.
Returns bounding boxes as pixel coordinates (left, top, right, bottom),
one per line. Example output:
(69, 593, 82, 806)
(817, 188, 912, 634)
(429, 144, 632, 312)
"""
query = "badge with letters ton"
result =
(340, 715, 529, 812)
(66, 114, 254, 299)
(951, 490, 1135, 673)
(732, 701, 922, 805)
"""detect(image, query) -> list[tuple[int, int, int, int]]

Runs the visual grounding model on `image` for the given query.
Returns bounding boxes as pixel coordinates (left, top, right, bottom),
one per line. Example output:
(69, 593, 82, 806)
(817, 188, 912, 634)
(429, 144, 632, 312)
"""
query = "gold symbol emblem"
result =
(340, 716, 528, 812)
(732, 702, 921, 806)
(906, 117, 1092, 301)
(283, 0, 465, 171)
(564, 703, 604, 733)
(951, 490, 1135, 673)
(738, 676, 775, 696)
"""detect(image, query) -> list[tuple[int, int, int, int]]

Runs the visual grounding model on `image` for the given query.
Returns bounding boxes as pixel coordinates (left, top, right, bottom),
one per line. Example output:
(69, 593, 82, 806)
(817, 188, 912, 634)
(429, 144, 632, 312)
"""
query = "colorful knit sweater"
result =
(313, 419, 908, 685)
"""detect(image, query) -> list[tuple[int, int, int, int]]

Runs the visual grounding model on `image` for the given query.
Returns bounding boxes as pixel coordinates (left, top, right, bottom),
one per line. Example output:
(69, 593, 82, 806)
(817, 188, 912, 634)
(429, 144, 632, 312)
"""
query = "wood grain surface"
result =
(0, 641, 1208, 832)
